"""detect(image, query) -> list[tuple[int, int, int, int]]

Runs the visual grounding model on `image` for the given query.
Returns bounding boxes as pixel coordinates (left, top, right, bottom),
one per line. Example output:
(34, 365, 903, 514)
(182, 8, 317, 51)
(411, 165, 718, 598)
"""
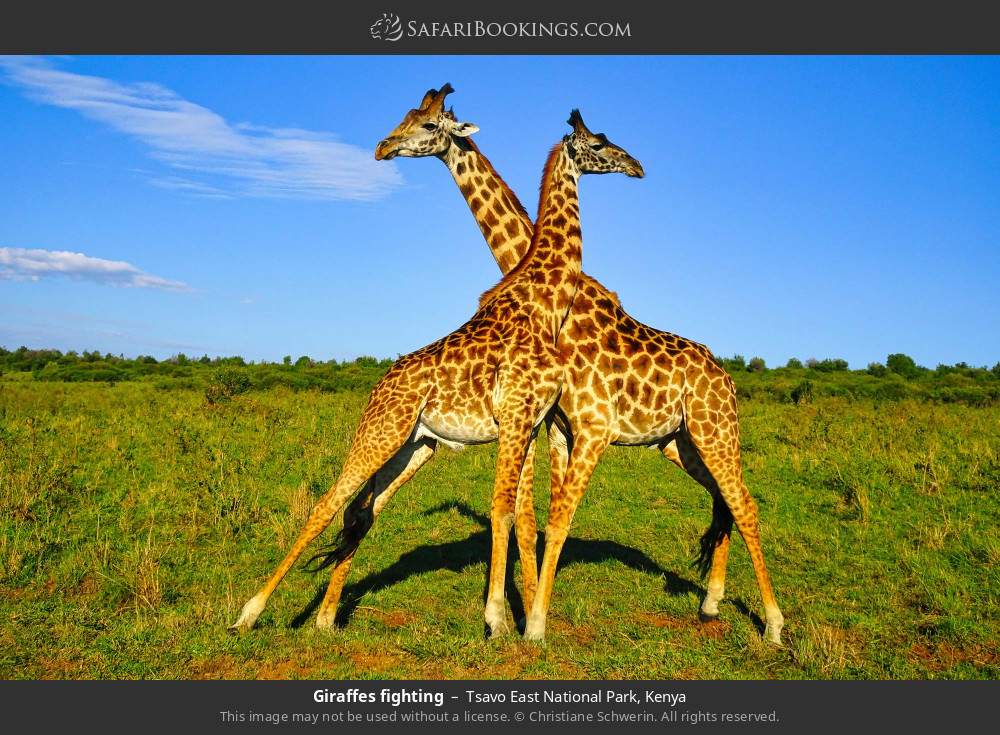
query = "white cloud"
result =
(0, 247, 191, 292)
(0, 56, 402, 201)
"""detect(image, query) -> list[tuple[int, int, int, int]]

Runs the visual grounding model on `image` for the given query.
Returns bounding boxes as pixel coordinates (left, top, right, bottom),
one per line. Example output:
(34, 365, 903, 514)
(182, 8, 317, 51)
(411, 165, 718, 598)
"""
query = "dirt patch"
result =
(257, 658, 323, 680)
(348, 650, 406, 675)
(549, 619, 597, 646)
(635, 611, 731, 639)
(190, 655, 246, 679)
(908, 641, 1000, 673)
(419, 644, 544, 680)
(34, 656, 88, 679)
(356, 607, 417, 629)
(74, 574, 100, 597)
(636, 612, 686, 629)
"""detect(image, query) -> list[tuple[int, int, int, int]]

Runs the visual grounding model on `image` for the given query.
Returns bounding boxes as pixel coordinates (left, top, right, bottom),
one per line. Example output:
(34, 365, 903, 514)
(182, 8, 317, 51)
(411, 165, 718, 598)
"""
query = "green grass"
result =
(1, 378, 998, 679)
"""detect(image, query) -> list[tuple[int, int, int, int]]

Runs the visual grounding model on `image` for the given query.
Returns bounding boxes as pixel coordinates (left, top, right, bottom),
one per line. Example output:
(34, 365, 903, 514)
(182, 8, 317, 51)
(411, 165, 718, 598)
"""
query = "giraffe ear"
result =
(450, 121, 479, 138)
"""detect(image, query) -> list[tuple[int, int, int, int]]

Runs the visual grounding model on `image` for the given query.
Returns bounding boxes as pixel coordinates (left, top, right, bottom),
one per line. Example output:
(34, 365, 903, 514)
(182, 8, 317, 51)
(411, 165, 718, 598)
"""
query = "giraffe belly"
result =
(414, 414, 498, 449)
(613, 411, 684, 447)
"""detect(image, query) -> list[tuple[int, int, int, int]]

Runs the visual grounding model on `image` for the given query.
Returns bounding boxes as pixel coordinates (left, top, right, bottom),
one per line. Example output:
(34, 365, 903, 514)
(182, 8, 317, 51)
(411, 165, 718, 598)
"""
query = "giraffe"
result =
(367, 85, 784, 644)
(229, 109, 644, 637)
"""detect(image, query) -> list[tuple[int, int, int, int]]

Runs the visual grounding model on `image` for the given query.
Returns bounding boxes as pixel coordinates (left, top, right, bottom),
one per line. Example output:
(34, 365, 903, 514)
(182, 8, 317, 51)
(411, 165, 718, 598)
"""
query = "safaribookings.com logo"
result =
(370, 13, 631, 42)
(370, 13, 404, 41)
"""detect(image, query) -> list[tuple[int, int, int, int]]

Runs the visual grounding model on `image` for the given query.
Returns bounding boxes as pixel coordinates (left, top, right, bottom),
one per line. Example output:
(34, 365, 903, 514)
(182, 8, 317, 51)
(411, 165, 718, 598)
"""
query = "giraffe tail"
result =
(303, 500, 375, 573)
(692, 501, 733, 579)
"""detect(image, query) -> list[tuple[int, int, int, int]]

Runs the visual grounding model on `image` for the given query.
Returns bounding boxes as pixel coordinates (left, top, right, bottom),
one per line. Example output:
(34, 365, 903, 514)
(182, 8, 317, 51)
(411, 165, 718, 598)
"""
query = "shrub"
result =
(786, 357, 803, 369)
(205, 368, 251, 404)
(873, 381, 910, 401)
(887, 353, 919, 379)
(809, 358, 849, 373)
(867, 362, 887, 377)
(722, 354, 746, 373)
(791, 379, 814, 405)
(748, 357, 766, 373)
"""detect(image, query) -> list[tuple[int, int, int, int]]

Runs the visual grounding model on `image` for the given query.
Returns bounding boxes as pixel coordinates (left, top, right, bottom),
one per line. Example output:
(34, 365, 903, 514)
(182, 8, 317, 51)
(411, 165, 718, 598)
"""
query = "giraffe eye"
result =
(422, 122, 438, 131)
(590, 142, 605, 151)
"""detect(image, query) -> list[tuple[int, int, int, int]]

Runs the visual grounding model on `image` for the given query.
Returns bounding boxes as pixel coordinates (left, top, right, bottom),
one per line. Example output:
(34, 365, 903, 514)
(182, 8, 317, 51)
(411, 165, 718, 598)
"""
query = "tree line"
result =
(2, 345, 999, 407)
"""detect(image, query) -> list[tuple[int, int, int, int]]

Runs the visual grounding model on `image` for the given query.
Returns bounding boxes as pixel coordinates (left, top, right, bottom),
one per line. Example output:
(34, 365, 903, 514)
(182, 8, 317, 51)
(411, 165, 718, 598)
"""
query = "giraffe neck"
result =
(442, 141, 534, 275)
(530, 144, 582, 324)
(479, 143, 582, 338)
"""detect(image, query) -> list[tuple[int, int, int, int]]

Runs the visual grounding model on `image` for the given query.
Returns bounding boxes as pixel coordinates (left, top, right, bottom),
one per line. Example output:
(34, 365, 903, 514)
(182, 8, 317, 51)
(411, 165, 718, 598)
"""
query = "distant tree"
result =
(748, 356, 766, 373)
(867, 362, 887, 377)
(720, 354, 746, 373)
(886, 353, 919, 379)
(805, 357, 819, 369)
(282, 355, 292, 366)
(992, 362, 1000, 378)
(198, 355, 211, 365)
(786, 357, 803, 369)
(295, 355, 313, 368)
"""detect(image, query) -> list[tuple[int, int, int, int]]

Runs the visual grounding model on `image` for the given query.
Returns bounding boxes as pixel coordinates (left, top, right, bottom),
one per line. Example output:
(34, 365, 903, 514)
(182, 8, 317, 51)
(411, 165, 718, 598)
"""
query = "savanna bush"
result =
(887, 353, 920, 379)
(791, 379, 815, 405)
(205, 368, 252, 404)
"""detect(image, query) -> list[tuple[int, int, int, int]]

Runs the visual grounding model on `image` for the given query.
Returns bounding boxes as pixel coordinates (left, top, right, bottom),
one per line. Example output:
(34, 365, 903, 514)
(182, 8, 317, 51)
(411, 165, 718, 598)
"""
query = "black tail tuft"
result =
(691, 499, 733, 579)
(303, 501, 375, 573)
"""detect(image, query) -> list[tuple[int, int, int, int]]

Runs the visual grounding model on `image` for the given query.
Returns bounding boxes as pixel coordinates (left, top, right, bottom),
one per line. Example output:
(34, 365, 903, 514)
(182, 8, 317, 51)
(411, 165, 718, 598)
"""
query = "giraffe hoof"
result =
(763, 614, 784, 645)
(698, 610, 720, 623)
(229, 595, 265, 632)
(316, 612, 337, 631)
(523, 629, 546, 644)
(485, 616, 511, 639)
(523, 616, 546, 642)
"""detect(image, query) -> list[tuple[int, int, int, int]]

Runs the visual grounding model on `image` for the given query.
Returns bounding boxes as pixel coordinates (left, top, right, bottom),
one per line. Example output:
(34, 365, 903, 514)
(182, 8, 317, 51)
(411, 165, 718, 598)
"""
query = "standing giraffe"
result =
(366, 85, 784, 644)
(230, 111, 644, 636)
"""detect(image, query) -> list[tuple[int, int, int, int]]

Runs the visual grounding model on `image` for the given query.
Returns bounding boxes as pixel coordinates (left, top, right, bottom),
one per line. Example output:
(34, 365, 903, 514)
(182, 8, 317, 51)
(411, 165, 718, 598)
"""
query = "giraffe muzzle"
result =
(374, 139, 398, 160)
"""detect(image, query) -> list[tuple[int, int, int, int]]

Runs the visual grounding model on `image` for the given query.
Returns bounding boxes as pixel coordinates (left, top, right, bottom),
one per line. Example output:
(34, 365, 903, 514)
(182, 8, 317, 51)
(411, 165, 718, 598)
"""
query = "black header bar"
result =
(2, 0, 999, 54)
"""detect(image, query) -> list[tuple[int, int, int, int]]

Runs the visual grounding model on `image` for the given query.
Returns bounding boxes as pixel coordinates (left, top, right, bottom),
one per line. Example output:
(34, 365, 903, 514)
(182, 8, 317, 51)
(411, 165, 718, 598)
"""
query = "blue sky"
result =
(1, 55, 998, 368)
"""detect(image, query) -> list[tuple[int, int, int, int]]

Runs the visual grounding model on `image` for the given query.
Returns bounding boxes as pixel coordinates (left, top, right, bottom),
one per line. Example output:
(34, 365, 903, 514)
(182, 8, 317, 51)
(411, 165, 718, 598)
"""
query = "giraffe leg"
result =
(513, 440, 538, 616)
(484, 412, 536, 638)
(684, 430, 784, 644)
(661, 433, 733, 620)
(512, 420, 569, 624)
(546, 417, 570, 500)
(230, 380, 425, 632)
(524, 430, 610, 642)
(313, 438, 436, 629)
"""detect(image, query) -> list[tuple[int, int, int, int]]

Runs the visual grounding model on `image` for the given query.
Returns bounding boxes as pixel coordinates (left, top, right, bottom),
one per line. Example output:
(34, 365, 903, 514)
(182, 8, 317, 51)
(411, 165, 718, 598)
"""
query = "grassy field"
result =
(1, 376, 998, 679)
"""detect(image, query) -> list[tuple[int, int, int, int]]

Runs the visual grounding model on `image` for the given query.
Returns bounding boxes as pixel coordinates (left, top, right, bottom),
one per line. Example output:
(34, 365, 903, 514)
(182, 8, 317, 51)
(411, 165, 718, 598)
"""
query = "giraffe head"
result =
(563, 109, 644, 178)
(374, 83, 480, 160)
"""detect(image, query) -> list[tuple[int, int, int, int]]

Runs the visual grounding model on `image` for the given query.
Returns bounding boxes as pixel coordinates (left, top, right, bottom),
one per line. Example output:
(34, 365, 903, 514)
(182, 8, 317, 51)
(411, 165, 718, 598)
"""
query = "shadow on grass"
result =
(290, 501, 707, 631)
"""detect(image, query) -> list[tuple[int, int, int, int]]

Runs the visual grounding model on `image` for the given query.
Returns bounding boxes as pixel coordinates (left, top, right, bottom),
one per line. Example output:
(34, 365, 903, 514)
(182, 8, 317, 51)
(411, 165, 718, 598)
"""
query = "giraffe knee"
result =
(543, 522, 569, 545)
(492, 510, 515, 533)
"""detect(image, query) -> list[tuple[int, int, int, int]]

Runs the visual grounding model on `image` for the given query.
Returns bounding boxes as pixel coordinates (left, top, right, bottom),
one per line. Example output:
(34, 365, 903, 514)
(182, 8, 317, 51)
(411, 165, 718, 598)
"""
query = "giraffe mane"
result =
(477, 143, 563, 309)
(463, 138, 533, 227)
